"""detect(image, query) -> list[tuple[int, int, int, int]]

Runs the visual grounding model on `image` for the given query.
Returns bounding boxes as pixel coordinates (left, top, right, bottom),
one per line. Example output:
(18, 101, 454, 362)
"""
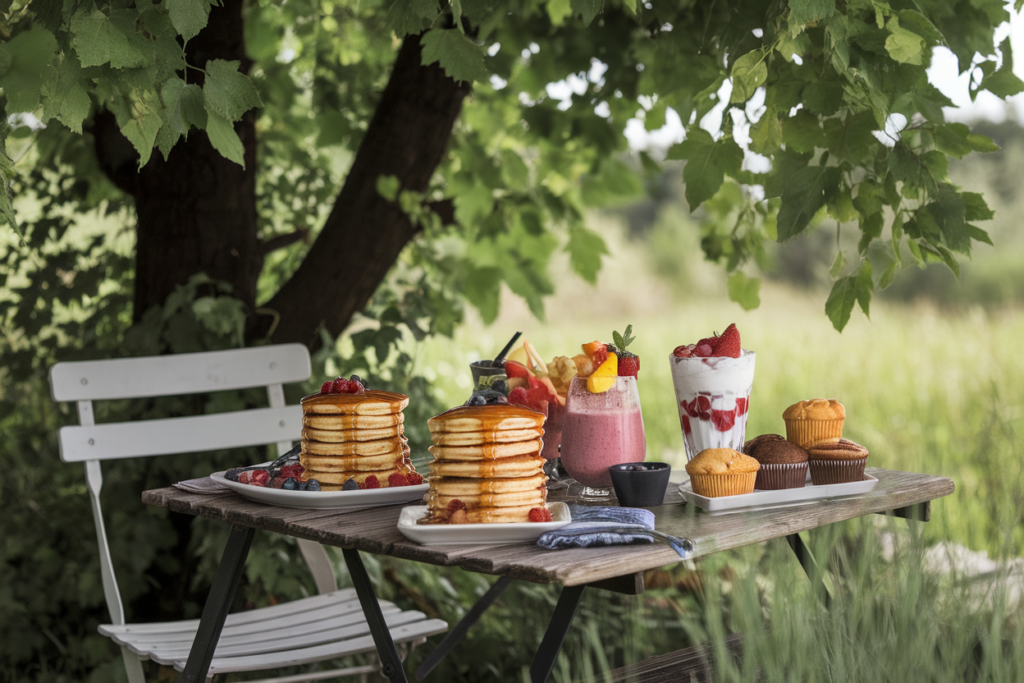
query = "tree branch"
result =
(260, 33, 471, 346)
(260, 228, 310, 255)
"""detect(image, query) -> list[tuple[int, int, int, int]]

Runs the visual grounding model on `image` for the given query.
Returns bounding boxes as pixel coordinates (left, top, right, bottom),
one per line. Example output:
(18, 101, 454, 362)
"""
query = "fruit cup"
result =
(669, 351, 755, 461)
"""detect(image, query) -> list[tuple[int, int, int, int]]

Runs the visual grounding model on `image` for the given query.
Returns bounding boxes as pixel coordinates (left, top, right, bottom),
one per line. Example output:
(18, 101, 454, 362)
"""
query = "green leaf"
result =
(71, 8, 145, 69)
(499, 150, 530, 190)
(162, 77, 188, 135)
(727, 272, 761, 311)
(203, 60, 262, 121)
(982, 37, 1024, 97)
(968, 224, 993, 246)
(40, 54, 91, 133)
(376, 174, 400, 201)
(928, 184, 969, 253)
(789, 0, 834, 25)
(566, 224, 607, 284)
(570, 0, 604, 26)
(885, 16, 925, 65)
(205, 112, 246, 167)
(888, 142, 936, 192)
(454, 182, 494, 226)
(730, 50, 768, 103)
(388, 0, 438, 36)
(962, 192, 994, 221)
(749, 107, 782, 155)
(462, 266, 502, 323)
(669, 128, 743, 211)
(0, 28, 58, 113)
(166, 0, 210, 41)
(920, 149, 948, 181)
(878, 261, 898, 289)
(828, 250, 845, 278)
(966, 134, 999, 153)
(119, 95, 163, 166)
(420, 28, 488, 83)
(933, 123, 973, 159)
(782, 109, 826, 154)
(547, 0, 573, 25)
(825, 261, 871, 332)
(776, 166, 841, 241)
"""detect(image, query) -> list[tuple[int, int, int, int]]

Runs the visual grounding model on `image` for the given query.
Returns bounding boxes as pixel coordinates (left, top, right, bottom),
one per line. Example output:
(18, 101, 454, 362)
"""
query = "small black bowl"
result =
(608, 462, 671, 507)
(470, 360, 506, 386)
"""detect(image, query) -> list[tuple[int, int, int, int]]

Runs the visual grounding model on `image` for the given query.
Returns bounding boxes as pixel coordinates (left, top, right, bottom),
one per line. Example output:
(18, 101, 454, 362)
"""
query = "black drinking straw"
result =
(492, 331, 522, 365)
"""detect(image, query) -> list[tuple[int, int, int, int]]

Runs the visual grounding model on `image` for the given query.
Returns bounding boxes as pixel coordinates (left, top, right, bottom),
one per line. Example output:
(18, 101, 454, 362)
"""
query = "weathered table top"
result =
(142, 468, 953, 588)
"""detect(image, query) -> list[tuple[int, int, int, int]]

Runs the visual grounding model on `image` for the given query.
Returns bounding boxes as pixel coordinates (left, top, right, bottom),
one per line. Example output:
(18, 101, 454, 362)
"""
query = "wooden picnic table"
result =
(144, 467, 953, 683)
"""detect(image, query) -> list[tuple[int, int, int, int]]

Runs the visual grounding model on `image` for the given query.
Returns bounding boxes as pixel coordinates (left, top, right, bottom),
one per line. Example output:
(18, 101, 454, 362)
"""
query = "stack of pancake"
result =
(299, 390, 418, 489)
(421, 405, 548, 523)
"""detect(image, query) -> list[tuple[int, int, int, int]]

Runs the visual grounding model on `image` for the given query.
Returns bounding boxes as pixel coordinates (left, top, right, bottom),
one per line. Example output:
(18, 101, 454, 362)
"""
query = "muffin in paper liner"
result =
(754, 462, 808, 490)
(808, 457, 868, 485)
(784, 418, 844, 449)
(689, 471, 757, 498)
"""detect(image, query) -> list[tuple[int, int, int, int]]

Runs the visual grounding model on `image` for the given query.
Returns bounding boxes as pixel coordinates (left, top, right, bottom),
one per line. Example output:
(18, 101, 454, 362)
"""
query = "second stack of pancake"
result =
(299, 390, 416, 489)
(423, 405, 547, 523)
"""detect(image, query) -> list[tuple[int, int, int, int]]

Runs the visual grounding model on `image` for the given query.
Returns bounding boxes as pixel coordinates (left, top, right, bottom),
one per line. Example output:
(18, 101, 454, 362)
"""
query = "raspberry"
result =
(279, 464, 304, 479)
(269, 476, 287, 489)
(347, 379, 365, 394)
(331, 377, 349, 393)
(388, 472, 409, 488)
(528, 507, 553, 523)
(446, 499, 466, 513)
(250, 469, 271, 487)
(320, 380, 333, 394)
(406, 472, 424, 486)
(361, 475, 380, 489)
(713, 323, 741, 358)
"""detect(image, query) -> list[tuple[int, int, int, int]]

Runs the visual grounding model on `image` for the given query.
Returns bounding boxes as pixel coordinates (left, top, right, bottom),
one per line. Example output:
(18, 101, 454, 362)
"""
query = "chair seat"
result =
(98, 588, 448, 676)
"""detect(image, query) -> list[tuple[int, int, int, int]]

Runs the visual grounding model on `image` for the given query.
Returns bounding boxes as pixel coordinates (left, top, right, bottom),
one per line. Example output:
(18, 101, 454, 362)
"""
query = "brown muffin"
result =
(685, 448, 759, 497)
(807, 438, 869, 485)
(782, 399, 845, 448)
(744, 434, 809, 490)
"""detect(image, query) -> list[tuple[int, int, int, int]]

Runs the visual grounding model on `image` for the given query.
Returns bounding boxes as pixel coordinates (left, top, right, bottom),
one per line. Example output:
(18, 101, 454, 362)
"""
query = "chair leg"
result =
(121, 647, 146, 683)
(786, 532, 831, 609)
(342, 548, 408, 683)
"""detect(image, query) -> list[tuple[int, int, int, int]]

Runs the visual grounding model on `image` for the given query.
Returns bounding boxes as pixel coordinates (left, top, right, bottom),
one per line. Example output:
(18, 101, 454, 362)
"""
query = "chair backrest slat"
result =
(49, 344, 310, 402)
(58, 406, 302, 463)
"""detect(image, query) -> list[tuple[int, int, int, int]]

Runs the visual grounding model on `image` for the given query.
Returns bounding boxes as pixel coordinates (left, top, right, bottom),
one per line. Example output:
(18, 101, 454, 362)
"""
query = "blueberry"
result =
(296, 481, 307, 491)
(282, 477, 298, 490)
(225, 468, 244, 482)
(341, 478, 359, 491)
(307, 479, 322, 491)
(466, 393, 488, 406)
(349, 375, 369, 390)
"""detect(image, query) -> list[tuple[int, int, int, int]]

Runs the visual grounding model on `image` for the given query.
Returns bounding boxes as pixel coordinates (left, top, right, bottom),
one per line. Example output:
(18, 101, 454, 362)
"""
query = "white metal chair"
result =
(49, 344, 447, 682)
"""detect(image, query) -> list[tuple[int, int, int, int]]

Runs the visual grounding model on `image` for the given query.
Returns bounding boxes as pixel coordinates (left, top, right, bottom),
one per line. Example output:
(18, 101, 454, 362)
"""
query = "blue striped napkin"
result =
(537, 505, 693, 558)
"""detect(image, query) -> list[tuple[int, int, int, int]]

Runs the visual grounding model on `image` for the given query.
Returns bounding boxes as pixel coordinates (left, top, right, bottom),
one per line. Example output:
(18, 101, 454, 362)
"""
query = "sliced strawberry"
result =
(694, 396, 711, 420)
(711, 409, 736, 431)
(504, 360, 532, 379)
(714, 323, 741, 358)
(681, 414, 692, 435)
(673, 345, 693, 358)
(736, 396, 748, 415)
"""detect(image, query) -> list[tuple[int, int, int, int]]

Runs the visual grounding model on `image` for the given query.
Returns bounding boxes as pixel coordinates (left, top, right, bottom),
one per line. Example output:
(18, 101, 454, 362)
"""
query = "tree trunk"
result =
(262, 35, 471, 346)
(94, 0, 259, 323)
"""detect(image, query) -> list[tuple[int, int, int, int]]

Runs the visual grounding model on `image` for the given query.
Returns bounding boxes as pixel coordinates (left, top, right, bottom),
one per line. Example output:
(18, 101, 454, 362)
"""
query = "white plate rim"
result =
(396, 502, 572, 545)
(210, 470, 428, 509)
(678, 473, 879, 512)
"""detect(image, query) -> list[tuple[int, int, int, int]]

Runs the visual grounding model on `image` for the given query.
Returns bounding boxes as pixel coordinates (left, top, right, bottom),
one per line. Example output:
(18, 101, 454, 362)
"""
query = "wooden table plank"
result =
(143, 468, 953, 587)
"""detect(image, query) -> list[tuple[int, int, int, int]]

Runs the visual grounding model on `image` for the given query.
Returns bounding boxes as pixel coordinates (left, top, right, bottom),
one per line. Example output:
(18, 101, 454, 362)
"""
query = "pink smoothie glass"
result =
(560, 375, 646, 499)
(669, 350, 755, 461)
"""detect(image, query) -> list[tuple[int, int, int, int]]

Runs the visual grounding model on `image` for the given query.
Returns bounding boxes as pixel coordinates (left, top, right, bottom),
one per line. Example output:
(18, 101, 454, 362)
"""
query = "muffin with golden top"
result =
(685, 448, 759, 497)
(782, 399, 845, 448)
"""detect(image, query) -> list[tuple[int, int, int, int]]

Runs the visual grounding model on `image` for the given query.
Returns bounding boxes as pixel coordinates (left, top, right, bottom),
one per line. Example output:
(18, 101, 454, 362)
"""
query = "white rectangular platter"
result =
(398, 502, 571, 545)
(210, 470, 428, 510)
(679, 473, 879, 512)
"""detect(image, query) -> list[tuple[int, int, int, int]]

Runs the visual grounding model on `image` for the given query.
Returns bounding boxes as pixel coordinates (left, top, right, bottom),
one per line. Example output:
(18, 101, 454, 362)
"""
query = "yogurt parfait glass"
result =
(669, 350, 755, 461)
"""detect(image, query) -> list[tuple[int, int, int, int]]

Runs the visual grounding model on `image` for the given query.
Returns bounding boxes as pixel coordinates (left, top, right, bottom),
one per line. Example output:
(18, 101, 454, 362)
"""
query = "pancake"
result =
(427, 405, 544, 434)
(303, 413, 404, 430)
(301, 436, 406, 457)
(301, 424, 404, 442)
(301, 390, 409, 416)
(429, 427, 544, 446)
(420, 504, 543, 524)
(301, 463, 416, 487)
(427, 488, 546, 509)
(428, 454, 545, 479)
(428, 439, 543, 462)
(429, 473, 547, 495)
(300, 450, 407, 472)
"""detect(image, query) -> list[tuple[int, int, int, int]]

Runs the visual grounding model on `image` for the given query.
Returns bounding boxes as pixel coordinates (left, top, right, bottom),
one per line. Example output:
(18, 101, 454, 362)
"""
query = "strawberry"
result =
(406, 472, 424, 486)
(611, 325, 640, 378)
(361, 475, 380, 489)
(250, 469, 271, 487)
(388, 472, 409, 487)
(528, 507, 553, 523)
(681, 414, 692, 435)
(504, 360, 531, 379)
(711, 408, 736, 431)
(713, 323, 741, 358)
(694, 343, 714, 357)
(673, 345, 694, 358)
(736, 396, 748, 415)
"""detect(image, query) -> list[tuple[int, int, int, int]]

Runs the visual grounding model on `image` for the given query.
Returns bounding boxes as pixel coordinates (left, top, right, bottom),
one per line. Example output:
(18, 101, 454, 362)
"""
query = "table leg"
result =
(529, 585, 587, 683)
(342, 548, 408, 683)
(180, 525, 255, 683)
(786, 532, 831, 609)
(415, 576, 513, 681)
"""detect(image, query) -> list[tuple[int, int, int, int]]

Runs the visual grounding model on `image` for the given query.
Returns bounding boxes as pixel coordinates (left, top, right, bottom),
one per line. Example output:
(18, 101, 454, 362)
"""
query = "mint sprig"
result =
(612, 324, 635, 352)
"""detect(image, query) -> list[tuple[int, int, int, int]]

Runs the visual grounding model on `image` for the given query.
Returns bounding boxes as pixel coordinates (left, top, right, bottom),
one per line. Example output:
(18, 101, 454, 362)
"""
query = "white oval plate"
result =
(679, 472, 878, 512)
(210, 471, 428, 510)
(397, 502, 571, 545)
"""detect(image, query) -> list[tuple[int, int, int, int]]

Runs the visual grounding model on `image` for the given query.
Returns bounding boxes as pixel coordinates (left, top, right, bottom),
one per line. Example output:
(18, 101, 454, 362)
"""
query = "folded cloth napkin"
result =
(174, 477, 231, 494)
(537, 505, 693, 558)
